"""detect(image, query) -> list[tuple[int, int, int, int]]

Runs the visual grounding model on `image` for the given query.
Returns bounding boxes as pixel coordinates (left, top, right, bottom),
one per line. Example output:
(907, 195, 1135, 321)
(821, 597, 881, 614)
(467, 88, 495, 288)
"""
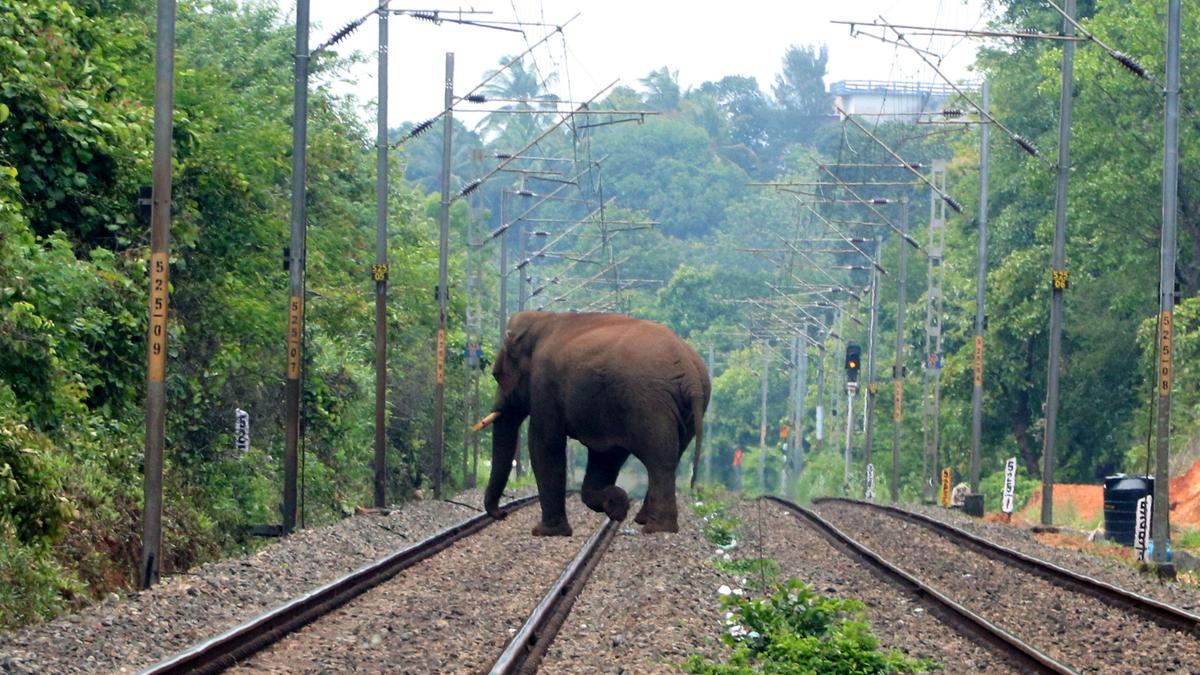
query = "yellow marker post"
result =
(148, 252, 169, 383)
(973, 335, 984, 387)
(1160, 310, 1173, 396)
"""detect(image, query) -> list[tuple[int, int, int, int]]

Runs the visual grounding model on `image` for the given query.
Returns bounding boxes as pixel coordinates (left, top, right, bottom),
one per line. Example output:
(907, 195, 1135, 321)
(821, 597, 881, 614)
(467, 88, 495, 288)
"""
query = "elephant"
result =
(481, 311, 710, 535)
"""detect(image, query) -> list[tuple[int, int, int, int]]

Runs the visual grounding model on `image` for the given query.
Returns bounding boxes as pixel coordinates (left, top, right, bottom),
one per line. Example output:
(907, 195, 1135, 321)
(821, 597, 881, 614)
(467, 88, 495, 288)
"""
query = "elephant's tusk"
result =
(472, 411, 500, 431)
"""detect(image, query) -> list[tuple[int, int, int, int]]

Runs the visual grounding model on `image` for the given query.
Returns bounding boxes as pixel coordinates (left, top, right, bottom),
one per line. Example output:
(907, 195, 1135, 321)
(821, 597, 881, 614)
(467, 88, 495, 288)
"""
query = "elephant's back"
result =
(550, 320, 697, 406)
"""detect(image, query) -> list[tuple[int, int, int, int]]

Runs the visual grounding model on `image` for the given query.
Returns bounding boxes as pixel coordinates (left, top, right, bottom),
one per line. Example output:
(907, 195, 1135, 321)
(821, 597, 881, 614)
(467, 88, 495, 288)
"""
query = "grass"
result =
(685, 488, 939, 674)
(682, 579, 938, 674)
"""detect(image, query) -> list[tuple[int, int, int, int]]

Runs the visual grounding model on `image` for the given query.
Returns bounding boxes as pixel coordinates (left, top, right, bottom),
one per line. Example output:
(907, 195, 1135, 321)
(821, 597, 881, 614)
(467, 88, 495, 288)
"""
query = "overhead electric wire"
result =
(454, 80, 618, 202)
(872, 16, 1055, 170)
(834, 107, 965, 214)
(813, 161, 921, 252)
(392, 14, 580, 147)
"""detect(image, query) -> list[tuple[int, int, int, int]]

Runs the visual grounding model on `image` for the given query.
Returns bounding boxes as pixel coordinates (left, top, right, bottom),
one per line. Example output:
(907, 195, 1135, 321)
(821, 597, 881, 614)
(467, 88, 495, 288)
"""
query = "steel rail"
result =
(815, 497, 1200, 637)
(765, 496, 1075, 675)
(139, 495, 539, 675)
(489, 518, 619, 674)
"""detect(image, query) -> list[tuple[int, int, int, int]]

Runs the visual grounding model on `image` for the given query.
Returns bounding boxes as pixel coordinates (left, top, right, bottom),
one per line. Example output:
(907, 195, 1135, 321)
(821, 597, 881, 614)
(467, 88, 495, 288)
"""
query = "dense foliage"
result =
(2, 0, 1199, 630)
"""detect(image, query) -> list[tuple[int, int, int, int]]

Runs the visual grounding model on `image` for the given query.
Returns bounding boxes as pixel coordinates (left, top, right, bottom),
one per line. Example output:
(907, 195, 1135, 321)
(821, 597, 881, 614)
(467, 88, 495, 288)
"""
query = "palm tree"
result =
(475, 55, 559, 146)
(639, 67, 681, 111)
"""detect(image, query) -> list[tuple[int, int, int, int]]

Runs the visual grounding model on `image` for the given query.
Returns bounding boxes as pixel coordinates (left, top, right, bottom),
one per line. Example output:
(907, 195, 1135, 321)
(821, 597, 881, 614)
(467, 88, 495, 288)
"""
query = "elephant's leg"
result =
(639, 463, 680, 533)
(528, 419, 572, 537)
(580, 449, 630, 522)
(633, 427, 682, 534)
(634, 491, 654, 524)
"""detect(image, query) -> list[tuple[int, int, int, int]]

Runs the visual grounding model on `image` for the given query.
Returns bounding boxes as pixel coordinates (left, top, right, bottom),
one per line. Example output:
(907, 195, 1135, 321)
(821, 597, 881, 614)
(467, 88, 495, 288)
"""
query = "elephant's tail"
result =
(689, 394, 705, 491)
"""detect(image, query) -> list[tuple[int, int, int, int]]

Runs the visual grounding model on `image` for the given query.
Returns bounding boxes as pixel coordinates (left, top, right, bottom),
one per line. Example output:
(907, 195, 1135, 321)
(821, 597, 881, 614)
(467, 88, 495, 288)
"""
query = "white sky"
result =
(284, 0, 991, 125)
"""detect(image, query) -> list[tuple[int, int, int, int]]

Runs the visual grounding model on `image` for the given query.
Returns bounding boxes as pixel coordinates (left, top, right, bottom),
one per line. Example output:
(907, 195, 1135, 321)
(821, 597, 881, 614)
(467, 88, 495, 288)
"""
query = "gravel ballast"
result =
(231, 498, 605, 673)
(736, 500, 1017, 675)
(540, 501, 730, 674)
(0, 488, 532, 674)
(905, 501, 1200, 612)
(816, 500, 1200, 673)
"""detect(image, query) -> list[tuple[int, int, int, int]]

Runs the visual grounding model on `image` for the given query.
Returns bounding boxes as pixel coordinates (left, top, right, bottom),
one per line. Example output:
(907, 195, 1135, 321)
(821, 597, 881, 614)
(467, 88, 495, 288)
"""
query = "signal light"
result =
(845, 343, 862, 382)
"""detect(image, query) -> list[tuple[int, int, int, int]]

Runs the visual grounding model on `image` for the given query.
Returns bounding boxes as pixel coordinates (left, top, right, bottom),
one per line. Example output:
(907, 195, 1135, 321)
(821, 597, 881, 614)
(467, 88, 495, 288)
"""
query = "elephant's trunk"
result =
(483, 413, 523, 518)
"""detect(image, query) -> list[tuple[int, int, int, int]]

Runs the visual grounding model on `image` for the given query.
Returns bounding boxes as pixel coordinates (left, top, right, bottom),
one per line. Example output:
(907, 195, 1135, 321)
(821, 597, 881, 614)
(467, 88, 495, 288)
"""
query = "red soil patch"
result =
(1017, 483, 1105, 526)
(1009, 456, 1200, 530)
(1169, 456, 1200, 529)
(1031, 530, 1136, 563)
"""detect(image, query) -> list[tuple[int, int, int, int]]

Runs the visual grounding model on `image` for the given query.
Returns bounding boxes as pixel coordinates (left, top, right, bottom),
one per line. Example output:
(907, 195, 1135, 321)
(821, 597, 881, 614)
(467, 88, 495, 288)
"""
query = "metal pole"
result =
(1042, 0, 1075, 526)
(815, 340, 825, 450)
(283, 0, 310, 535)
(788, 335, 799, 474)
(471, 350, 481, 486)
(498, 191, 509, 340)
(863, 238, 881, 475)
(434, 53, 453, 499)
(930, 162, 948, 492)
(705, 345, 716, 484)
(1152, 0, 1181, 573)
(518, 220, 528, 310)
(141, 0, 176, 589)
(794, 323, 808, 476)
(758, 341, 770, 494)
(844, 386, 854, 494)
(373, 0, 389, 509)
(970, 81, 990, 495)
(891, 198, 909, 503)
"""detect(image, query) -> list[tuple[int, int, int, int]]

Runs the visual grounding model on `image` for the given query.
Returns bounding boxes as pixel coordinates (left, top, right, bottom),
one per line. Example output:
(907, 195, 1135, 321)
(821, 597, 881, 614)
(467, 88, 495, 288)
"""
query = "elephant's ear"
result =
(494, 353, 519, 397)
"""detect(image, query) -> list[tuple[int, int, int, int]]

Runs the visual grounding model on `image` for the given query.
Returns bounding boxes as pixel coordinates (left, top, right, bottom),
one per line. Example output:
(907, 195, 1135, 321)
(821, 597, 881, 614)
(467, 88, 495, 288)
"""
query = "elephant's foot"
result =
(532, 520, 573, 536)
(602, 486, 630, 522)
(486, 507, 508, 520)
(634, 502, 650, 525)
(582, 485, 630, 522)
(640, 515, 679, 534)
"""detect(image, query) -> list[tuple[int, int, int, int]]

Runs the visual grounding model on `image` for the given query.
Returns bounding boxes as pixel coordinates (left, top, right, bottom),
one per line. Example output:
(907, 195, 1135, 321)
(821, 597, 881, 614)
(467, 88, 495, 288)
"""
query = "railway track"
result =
(809, 497, 1200, 673)
(137, 496, 618, 674)
(766, 496, 1073, 674)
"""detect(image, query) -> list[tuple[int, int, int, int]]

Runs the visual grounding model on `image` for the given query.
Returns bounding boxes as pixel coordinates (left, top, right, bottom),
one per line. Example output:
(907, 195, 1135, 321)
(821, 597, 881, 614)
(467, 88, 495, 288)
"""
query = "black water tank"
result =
(1103, 475, 1153, 546)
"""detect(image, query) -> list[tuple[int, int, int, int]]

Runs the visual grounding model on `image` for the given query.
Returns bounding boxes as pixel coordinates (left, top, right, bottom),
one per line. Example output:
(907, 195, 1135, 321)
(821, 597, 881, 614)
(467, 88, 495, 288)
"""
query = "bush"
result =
(0, 524, 81, 629)
(684, 579, 937, 674)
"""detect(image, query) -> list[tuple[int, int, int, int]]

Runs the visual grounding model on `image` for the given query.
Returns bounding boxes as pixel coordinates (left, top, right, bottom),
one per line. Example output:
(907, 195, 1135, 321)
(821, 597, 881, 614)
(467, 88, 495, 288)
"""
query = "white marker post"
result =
(1134, 494, 1152, 562)
(865, 463, 875, 501)
(235, 408, 250, 453)
(1001, 456, 1017, 521)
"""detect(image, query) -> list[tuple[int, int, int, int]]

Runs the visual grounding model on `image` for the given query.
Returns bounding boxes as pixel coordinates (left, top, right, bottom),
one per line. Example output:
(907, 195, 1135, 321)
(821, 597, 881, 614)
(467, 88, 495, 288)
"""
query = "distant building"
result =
(829, 80, 965, 123)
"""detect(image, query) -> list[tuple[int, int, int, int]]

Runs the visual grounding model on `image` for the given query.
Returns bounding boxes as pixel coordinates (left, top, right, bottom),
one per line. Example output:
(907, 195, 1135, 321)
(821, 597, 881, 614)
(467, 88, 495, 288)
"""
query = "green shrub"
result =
(713, 557, 781, 591)
(690, 487, 741, 547)
(684, 579, 937, 674)
(0, 524, 82, 629)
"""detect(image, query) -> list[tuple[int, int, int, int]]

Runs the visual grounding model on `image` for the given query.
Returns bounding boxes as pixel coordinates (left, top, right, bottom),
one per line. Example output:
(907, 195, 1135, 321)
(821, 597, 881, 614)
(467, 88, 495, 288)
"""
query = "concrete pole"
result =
(970, 81, 990, 494)
(891, 198, 909, 503)
(282, 0, 310, 535)
(141, 0, 176, 589)
(1042, 0, 1076, 526)
(1152, 0, 1181, 573)
(433, 53, 453, 498)
(372, 1, 389, 509)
